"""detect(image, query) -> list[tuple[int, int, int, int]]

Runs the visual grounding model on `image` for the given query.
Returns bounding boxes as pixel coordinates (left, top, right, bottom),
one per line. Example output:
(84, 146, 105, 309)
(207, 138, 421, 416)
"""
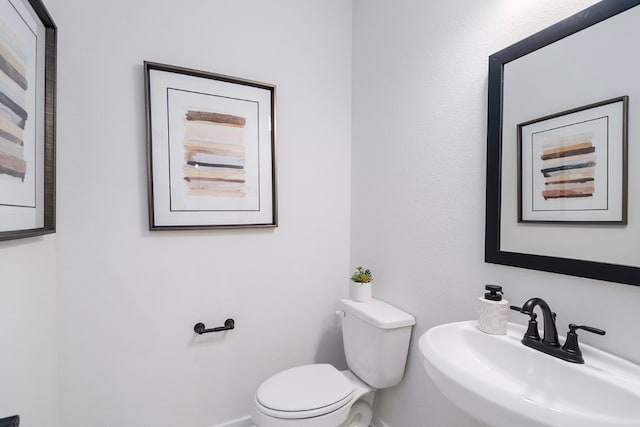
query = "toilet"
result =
(251, 298, 415, 427)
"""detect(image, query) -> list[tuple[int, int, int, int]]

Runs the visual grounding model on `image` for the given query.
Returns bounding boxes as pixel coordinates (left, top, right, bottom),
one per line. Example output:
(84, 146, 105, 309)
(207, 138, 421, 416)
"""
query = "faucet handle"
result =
(561, 324, 606, 364)
(510, 305, 536, 318)
(569, 324, 606, 336)
(510, 305, 540, 341)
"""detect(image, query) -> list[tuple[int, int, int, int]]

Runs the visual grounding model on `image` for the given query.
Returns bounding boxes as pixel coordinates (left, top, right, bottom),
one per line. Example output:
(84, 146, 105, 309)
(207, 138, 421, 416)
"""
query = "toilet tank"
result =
(339, 298, 415, 389)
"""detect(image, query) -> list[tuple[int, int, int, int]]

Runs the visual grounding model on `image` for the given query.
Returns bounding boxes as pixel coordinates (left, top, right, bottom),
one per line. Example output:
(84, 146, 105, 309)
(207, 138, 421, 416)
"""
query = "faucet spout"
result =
(521, 297, 559, 347)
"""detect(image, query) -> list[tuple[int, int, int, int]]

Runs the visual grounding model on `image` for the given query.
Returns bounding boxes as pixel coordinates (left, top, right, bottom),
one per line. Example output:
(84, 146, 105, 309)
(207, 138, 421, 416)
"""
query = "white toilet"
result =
(251, 298, 415, 427)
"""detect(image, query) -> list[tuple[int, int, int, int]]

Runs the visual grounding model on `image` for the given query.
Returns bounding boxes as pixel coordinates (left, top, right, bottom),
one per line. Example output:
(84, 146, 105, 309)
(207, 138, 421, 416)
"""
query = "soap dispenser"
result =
(477, 284, 508, 335)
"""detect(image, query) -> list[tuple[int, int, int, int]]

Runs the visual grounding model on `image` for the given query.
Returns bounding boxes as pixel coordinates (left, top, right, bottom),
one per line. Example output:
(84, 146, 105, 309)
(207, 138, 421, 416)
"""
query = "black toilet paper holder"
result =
(193, 318, 235, 334)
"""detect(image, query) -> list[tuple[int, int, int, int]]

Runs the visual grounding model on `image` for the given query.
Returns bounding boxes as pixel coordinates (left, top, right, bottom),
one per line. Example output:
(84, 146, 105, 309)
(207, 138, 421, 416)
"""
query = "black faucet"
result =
(511, 297, 605, 364)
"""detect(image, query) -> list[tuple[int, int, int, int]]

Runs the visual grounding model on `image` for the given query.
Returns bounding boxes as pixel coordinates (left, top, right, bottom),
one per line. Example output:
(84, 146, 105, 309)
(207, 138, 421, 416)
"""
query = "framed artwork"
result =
(0, 0, 56, 241)
(518, 96, 628, 223)
(144, 61, 277, 230)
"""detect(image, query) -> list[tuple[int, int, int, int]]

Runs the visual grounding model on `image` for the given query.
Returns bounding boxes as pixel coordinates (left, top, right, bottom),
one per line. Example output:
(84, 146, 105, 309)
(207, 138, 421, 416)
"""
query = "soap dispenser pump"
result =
(477, 284, 509, 335)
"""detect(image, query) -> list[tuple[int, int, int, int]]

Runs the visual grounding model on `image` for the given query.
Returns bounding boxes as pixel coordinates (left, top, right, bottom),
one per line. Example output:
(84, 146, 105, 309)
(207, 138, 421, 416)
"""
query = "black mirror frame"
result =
(485, 1, 640, 286)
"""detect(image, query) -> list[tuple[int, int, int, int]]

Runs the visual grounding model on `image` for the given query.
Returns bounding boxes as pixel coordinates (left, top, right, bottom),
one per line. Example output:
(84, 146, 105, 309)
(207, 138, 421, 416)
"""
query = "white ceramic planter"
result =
(349, 281, 372, 302)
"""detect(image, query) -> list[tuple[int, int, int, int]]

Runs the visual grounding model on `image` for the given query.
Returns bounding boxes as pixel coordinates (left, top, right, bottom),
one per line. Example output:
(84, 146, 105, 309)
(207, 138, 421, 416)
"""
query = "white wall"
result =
(54, 1, 352, 426)
(351, 1, 640, 426)
(0, 237, 58, 427)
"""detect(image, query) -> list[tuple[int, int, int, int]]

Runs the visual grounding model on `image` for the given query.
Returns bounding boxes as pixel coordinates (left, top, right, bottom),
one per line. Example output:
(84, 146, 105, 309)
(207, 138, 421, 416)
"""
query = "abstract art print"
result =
(518, 96, 628, 224)
(0, 0, 56, 241)
(144, 62, 277, 229)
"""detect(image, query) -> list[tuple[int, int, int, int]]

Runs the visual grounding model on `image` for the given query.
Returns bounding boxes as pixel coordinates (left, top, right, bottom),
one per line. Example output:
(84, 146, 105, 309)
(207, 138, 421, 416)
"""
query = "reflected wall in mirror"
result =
(485, 0, 640, 286)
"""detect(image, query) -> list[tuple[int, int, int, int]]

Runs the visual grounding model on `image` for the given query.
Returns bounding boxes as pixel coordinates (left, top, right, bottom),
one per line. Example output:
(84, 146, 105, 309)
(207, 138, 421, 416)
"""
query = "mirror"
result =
(485, 1, 640, 286)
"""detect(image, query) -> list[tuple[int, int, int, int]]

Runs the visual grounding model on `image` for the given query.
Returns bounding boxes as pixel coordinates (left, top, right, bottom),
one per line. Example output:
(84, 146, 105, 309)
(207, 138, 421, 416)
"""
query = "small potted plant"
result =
(350, 266, 373, 302)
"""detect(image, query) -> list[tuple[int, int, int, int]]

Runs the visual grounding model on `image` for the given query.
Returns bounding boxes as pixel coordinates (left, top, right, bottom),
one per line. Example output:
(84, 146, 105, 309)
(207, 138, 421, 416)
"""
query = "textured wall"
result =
(54, 1, 352, 425)
(0, 237, 58, 427)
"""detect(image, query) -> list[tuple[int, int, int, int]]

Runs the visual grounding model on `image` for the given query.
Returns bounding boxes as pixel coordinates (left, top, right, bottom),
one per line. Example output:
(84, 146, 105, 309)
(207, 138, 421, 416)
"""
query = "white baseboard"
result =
(214, 415, 254, 427)
(215, 413, 390, 427)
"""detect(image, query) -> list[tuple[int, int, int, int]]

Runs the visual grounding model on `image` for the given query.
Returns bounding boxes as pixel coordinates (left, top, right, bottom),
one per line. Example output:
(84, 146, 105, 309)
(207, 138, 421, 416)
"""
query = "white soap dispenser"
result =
(477, 284, 508, 335)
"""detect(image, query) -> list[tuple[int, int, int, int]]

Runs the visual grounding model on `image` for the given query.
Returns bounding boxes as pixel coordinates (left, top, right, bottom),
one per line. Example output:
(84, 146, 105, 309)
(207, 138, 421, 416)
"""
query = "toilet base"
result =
(341, 400, 372, 427)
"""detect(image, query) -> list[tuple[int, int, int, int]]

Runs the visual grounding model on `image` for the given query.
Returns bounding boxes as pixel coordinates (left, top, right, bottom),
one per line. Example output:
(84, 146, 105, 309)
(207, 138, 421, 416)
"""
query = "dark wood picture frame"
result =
(0, 0, 56, 241)
(144, 61, 277, 230)
(517, 96, 628, 224)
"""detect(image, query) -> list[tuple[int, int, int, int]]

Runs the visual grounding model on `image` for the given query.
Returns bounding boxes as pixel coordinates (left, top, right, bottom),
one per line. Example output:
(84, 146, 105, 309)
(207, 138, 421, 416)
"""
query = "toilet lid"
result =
(256, 364, 354, 417)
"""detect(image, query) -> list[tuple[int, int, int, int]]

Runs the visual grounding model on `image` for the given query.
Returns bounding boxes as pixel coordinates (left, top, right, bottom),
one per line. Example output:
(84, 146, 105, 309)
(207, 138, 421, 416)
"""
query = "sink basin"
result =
(419, 321, 640, 427)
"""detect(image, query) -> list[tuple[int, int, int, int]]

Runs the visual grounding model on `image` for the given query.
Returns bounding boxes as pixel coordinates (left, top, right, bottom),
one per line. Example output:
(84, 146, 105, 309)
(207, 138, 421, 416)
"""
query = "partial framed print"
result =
(518, 96, 628, 224)
(144, 62, 277, 230)
(0, 0, 56, 241)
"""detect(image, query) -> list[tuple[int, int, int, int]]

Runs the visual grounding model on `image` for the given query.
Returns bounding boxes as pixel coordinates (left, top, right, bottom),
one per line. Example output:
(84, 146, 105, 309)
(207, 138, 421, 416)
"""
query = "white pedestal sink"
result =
(419, 321, 640, 427)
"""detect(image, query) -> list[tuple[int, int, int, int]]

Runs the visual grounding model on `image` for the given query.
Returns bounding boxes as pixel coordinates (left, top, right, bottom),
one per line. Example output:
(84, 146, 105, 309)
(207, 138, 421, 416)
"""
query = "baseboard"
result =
(371, 414, 391, 427)
(215, 413, 389, 427)
(213, 415, 254, 427)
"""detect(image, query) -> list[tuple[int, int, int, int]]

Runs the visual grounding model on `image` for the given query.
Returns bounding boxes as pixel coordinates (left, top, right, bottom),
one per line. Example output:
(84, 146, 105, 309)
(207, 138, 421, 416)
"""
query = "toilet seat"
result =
(255, 364, 354, 419)
(252, 368, 375, 427)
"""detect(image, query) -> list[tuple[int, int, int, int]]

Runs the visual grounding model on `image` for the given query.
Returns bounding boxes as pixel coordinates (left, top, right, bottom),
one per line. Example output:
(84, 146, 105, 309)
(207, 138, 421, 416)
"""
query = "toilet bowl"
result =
(251, 365, 374, 427)
(251, 298, 415, 427)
